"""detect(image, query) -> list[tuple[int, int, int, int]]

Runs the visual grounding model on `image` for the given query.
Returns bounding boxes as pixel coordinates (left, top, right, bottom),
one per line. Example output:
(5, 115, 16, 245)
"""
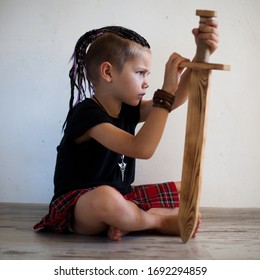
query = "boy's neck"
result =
(92, 92, 122, 118)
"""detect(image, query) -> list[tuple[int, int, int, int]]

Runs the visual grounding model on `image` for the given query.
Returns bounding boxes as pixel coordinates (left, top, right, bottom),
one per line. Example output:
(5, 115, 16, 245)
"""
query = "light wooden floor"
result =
(0, 203, 259, 260)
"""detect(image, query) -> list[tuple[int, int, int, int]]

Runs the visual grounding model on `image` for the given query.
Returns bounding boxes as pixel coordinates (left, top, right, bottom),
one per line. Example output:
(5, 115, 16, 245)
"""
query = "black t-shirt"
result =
(53, 99, 140, 200)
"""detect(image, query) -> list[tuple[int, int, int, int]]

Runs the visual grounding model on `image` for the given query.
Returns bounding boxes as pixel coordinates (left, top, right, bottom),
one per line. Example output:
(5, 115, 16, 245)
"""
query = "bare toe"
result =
(108, 226, 120, 241)
(107, 226, 129, 241)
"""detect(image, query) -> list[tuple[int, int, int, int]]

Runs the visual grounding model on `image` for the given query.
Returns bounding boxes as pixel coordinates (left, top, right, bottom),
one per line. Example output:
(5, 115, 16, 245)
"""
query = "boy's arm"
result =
(139, 67, 191, 123)
(140, 19, 219, 121)
(77, 53, 187, 160)
(173, 18, 219, 110)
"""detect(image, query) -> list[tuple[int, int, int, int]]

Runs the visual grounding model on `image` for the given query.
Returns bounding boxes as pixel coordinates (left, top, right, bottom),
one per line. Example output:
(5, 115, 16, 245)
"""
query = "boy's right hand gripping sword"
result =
(178, 10, 230, 243)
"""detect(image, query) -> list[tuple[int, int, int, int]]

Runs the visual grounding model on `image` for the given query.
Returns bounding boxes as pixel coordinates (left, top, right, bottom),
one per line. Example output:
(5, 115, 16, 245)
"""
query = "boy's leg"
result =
(147, 207, 201, 238)
(72, 185, 180, 240)
(131, 181, 200, 237)
(147, 181, 201, 237)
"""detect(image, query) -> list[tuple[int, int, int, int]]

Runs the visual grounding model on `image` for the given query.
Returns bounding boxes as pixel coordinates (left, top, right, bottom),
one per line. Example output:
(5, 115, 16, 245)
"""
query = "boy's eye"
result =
(136, 71, 150, 77)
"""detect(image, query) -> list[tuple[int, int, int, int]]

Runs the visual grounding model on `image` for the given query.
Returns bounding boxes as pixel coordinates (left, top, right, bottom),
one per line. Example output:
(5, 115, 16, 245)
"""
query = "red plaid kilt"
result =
(33, 182, 179, 233)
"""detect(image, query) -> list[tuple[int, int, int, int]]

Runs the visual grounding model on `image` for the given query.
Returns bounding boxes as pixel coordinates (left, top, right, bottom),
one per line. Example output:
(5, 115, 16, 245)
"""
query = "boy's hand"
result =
(162, 53, 190, 94)
(192, 19, 219, 54)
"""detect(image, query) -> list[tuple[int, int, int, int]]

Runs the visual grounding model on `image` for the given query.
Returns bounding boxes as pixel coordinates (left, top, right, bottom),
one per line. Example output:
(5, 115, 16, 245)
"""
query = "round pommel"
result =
(196, 10, 218, 18)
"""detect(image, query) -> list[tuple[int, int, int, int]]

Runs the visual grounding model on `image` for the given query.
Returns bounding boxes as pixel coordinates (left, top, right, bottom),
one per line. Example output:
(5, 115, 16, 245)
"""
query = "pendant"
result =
(118, 155, 127, 182)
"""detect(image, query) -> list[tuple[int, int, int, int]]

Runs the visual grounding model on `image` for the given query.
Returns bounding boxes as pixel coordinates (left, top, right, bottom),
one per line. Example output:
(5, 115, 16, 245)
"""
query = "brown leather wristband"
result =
(152, 89, 176, 112)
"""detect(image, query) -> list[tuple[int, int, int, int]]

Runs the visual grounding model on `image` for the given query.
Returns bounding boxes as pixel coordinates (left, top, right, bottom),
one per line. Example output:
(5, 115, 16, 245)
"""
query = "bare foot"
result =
(158, 208, 180, 236)
(107, 226, 128, 241)
(148, 207, 201, 238)
(107, 210, 201, 241)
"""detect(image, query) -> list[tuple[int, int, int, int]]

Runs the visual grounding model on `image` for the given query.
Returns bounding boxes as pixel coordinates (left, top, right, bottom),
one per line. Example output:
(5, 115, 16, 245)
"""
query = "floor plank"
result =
(0, 203, 259, 260)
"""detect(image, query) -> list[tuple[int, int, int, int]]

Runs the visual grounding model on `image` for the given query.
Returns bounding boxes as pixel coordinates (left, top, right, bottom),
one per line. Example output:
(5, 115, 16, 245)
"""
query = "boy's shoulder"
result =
(70, 98, 100, 117)
(73, 98, 95, 110)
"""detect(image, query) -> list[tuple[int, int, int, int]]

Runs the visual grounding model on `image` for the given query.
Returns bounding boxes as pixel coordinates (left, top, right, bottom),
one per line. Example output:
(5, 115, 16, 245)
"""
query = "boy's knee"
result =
(90, 185, 125, 214)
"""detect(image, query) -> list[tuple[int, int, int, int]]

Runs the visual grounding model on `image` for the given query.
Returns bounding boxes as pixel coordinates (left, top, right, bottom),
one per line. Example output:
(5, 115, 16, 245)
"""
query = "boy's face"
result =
(112, 48, 152, 106)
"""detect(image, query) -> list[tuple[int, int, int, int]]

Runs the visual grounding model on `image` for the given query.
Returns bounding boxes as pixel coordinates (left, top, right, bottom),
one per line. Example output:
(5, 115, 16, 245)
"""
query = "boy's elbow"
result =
(141, 153, 153, 160)
(129, 138, 157, 159)
(136, 147, 155, 160)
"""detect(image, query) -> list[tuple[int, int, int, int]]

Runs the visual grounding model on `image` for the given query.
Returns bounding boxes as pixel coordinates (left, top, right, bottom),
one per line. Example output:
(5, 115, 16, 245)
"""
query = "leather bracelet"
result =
(152, 89, 176, 112)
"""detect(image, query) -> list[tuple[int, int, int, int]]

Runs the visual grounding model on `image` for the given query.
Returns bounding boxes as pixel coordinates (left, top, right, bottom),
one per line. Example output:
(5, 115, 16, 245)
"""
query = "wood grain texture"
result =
(179, 69, 212, 242)
(196, 10, 218, 17)
(180, 61, 231, 71)
(177, 9, 231, 243)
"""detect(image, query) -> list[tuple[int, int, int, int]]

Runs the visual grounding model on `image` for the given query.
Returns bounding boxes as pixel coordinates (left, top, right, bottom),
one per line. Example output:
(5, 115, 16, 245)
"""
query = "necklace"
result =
(92, 95, 109, 115)
(118, 155, 127, 182)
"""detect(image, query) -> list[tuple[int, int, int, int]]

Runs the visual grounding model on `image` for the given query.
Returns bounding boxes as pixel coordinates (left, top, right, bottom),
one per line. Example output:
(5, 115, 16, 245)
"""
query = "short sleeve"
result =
(64, 99, 113, 141)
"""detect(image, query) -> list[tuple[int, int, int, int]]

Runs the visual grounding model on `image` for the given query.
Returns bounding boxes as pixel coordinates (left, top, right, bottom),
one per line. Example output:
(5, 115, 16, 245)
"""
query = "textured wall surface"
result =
(0, 0, 259, 207)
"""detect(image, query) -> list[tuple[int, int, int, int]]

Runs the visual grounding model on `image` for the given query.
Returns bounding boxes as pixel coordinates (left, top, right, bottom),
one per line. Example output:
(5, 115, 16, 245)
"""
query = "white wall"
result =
(0, 0, 259, 207)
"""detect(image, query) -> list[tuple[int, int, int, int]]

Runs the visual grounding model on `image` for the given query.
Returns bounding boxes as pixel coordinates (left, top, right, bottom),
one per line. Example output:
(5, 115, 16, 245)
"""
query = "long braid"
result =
(69, 29, 101, 107)
(63, 26, 150, 130)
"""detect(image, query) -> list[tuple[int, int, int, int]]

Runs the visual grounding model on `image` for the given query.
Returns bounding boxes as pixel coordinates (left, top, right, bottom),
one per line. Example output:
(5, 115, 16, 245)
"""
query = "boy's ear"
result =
(100, 62, 113, 82)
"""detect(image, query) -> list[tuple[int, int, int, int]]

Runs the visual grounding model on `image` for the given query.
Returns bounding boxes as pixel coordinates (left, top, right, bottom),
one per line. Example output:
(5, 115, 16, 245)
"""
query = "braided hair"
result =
(64, 26, 150, 128)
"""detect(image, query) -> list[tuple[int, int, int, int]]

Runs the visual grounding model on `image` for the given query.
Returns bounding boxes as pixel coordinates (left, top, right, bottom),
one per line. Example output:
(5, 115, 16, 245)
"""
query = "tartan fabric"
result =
(125, 182, 179, 210)
(33, 189, 93, 233)
(33, 181, 179, 233)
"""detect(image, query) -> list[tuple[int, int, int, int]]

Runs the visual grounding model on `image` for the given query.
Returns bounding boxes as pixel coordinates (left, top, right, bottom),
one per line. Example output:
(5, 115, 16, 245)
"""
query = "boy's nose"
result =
(143, 81, 149, 89)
